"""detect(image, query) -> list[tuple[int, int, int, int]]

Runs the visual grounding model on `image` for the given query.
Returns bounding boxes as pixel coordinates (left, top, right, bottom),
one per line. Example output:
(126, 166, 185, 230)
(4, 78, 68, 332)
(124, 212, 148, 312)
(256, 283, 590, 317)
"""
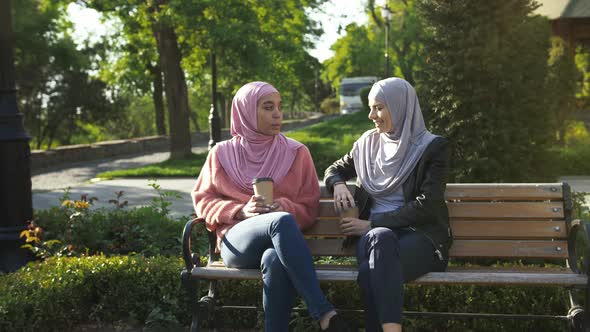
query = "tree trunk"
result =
(151, 16, 192, 159)
(148, 63, 166, 136)
(218, 92, 226, 128)
(188, 108, 199, 132)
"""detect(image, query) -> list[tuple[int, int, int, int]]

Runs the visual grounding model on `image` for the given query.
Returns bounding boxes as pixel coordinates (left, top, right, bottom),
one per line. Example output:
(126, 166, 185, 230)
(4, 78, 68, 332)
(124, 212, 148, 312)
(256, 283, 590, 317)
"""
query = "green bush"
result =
(416, 0, 574, 182)
(319, 97, 340, 114)
(35, 205, 187, 257)
(29, 186, 208, 259)
(0, 256, 189, 332)
(0, 256, 573, 331)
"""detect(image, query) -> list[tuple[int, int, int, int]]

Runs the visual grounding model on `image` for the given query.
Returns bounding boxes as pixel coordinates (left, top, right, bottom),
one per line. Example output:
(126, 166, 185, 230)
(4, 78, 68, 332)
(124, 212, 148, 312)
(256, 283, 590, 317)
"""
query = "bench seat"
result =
(191, 263, 587, 286)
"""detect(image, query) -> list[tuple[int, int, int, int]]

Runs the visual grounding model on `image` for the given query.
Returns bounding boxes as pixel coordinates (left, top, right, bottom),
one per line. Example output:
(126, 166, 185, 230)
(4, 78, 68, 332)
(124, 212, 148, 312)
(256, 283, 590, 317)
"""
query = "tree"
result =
(322, 0, 425, 91)
(97, 18, 167, 136)
(546, 37, 577, 143)
(367, 0, 425, 85)
(83, 0, 193, 159)
(416, 0, 566, 182)
(149, 1, 192, 159)
(322, 23, 383, 90)
(85, 0, 325, 158)
(13, 0, 126, 149)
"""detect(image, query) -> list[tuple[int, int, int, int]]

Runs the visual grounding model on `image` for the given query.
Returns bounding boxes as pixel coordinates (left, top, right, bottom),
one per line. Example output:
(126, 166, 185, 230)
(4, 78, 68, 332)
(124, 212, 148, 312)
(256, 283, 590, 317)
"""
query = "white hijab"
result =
(352, 77, 437, 197)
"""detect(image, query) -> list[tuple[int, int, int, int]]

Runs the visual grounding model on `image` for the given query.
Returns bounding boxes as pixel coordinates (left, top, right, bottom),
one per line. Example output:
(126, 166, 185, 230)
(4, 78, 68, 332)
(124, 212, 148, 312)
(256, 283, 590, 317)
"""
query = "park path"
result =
(32, 143, 209, 192)
(32, 115, 329, 215)
(32, 113, 331, 192)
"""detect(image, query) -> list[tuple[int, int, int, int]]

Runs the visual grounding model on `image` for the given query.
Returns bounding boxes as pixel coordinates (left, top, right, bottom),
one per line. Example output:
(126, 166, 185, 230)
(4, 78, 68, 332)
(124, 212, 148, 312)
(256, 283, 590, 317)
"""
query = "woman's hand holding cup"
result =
(333, 182, 355, 212)
(237, 195, 271, 220)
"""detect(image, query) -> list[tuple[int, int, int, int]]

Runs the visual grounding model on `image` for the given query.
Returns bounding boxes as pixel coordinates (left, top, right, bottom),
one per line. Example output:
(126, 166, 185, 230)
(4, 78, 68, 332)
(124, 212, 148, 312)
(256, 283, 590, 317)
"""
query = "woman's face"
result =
(368, 98, 393, 134)
(256, 92, 283, 136)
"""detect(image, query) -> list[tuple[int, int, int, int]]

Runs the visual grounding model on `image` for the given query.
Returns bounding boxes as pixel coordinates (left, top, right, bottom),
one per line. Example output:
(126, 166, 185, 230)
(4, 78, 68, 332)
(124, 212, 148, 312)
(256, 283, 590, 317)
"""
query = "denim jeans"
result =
(220, 212, 334, 331)
(356, 227, 448, 331)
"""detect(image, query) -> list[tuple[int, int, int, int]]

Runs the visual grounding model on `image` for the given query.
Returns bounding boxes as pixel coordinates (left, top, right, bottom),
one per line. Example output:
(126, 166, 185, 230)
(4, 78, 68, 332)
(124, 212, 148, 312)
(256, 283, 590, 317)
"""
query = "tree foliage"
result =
(13, 0, 327, 153)
(322, 0, 425, 91)
(13, 0, 127, 149)
(416, 0, 575, 182)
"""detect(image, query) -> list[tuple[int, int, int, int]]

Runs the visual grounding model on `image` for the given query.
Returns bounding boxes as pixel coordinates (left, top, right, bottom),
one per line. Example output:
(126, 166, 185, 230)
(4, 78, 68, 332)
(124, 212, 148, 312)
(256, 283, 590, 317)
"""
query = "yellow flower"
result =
(61, 200, 74, 208)
(74, 201, 90, 209)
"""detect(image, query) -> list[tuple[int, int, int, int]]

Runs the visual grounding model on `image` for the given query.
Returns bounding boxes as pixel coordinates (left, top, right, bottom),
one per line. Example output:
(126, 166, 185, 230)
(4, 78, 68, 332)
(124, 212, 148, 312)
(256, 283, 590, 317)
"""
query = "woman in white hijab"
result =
(324, 77, 452, 332)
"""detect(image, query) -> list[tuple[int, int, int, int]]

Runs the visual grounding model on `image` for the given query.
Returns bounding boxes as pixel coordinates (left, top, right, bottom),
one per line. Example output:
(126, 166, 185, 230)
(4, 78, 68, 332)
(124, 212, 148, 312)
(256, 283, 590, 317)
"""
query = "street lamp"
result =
(208, 52, 220, 150)
(0, 0, 33, 272)
(381, 5, 392, 78)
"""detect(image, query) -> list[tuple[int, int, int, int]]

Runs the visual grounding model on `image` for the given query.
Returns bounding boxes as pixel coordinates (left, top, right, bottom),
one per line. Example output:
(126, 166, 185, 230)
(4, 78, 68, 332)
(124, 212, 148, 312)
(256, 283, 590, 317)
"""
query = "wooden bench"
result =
(181, 183, 590, 331)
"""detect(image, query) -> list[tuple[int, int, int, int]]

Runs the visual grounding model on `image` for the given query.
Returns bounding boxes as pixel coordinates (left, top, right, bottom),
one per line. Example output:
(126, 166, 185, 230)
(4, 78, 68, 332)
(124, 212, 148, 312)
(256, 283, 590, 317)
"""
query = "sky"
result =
(66, 0, 368, 63)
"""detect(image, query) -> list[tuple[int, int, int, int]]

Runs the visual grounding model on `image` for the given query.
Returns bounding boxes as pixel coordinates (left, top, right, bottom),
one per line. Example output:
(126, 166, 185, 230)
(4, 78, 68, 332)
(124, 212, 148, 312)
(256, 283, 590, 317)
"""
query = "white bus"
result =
(339, 76, 379, 115)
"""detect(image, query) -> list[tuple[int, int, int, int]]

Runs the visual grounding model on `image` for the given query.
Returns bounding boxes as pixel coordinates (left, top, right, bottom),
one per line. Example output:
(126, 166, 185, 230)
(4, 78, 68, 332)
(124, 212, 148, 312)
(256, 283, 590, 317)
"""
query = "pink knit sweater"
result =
(191, 145, 320, 252)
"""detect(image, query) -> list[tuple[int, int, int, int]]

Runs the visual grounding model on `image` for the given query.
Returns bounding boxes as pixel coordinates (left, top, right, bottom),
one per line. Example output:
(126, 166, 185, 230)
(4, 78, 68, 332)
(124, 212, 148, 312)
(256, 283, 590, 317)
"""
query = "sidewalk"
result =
(32, 144, 208, 192)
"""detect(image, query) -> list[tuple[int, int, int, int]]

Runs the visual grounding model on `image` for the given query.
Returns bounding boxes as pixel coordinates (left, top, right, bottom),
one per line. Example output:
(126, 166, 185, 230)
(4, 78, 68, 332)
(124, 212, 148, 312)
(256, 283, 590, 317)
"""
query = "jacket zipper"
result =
(409, 226, 444, 261)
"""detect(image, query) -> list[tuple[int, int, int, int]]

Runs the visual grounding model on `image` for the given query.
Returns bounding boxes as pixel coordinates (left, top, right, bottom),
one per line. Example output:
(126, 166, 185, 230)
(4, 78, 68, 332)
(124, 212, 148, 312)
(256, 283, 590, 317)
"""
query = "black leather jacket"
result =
(324, 136, 453, 257)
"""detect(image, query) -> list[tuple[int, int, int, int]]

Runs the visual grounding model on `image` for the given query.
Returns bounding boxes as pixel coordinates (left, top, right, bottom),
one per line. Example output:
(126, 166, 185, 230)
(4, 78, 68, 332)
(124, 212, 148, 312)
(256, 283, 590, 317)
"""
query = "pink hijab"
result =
(216, 82, 303, 192)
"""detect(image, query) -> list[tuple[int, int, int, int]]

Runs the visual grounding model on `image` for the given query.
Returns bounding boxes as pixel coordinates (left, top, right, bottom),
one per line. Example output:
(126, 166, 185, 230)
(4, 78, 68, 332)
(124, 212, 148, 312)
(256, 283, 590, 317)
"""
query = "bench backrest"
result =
(305, 183, 572, 261)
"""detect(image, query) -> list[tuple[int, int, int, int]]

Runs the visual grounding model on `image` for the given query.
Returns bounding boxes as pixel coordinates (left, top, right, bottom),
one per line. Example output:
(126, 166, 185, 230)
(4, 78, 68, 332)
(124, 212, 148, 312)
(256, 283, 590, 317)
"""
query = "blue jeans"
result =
(356, 227, 448, 331)
(220, 212, 334, 331)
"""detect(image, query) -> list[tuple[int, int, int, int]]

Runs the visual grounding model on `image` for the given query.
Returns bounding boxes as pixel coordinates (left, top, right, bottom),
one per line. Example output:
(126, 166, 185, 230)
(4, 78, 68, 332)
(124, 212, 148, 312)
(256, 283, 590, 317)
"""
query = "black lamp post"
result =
(0, 0, 33, 272)
(208, 52, 220, 150)
(381, 4, 392, 78)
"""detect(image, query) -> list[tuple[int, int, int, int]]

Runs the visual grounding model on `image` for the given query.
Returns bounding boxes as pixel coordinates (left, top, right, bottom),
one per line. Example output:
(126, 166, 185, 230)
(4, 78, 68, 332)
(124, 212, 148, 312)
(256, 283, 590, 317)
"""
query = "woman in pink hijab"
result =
(192, 82, 352, 332)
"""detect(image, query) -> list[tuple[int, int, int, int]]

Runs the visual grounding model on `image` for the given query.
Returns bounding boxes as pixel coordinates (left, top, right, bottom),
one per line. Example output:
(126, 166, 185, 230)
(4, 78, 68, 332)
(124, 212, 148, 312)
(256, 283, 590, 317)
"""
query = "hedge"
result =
(0, 256, 573, 331)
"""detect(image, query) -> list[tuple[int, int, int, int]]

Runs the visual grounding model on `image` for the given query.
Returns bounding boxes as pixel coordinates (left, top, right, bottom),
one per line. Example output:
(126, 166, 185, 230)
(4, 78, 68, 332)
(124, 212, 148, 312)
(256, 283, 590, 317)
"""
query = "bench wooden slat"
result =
(192, 266, 586, 286)
(448, 202, 565, 219)
(304, 238, 569, 258)
(444, 183, 564, 201)
(305, 219, 568, 240)
(318, 201, 565, 219)
(319, 183, 564, 201)
(449, 220, 567, 240)
(449, 240, 568, 258)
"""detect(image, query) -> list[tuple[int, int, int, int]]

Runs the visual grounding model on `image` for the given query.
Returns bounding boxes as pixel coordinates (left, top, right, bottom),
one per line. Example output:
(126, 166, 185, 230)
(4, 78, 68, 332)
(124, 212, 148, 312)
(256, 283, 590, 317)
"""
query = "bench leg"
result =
(568, 288, 588, 332)
(182, 272, 201, 332)
(199, 280, 218, 329)
(586, 284, 590, 332)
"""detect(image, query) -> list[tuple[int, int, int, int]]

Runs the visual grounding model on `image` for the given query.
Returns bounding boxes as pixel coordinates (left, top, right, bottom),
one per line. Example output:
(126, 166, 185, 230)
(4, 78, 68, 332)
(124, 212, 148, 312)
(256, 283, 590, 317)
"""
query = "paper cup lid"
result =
(252, 177, 274, 184)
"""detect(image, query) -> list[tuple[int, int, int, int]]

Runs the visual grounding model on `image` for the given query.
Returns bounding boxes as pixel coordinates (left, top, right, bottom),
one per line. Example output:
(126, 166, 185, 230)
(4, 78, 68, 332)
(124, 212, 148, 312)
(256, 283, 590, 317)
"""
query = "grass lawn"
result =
(96, 153, 207, 179)
(96, 111, 374, 179)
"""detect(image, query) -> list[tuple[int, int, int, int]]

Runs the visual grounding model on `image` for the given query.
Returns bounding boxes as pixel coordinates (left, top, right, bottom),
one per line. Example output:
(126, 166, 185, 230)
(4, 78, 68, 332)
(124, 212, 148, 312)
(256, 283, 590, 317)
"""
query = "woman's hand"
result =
(236, 195, 271, 220)
(339, 218, 371, 236)
(333, 182, 355, 212)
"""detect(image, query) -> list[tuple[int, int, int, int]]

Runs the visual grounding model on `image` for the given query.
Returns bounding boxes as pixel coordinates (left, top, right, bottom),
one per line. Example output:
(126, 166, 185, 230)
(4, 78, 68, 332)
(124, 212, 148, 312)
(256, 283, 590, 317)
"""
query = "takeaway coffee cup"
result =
(252, 177, 274, 206)
(339, 206, 359, 220)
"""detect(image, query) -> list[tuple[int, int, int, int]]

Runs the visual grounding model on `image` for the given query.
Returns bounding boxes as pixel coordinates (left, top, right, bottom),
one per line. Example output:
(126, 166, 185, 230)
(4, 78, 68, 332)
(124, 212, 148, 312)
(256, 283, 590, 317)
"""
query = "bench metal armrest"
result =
(182, 217, 205, 271)
(568, 219, 590, 275)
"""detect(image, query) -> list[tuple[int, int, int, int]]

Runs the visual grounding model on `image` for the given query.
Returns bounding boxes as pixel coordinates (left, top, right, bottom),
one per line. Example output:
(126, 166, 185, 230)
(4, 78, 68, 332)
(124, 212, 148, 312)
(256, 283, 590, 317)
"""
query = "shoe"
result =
(323, 313, 355, 332)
